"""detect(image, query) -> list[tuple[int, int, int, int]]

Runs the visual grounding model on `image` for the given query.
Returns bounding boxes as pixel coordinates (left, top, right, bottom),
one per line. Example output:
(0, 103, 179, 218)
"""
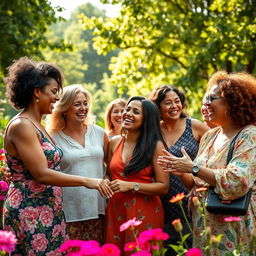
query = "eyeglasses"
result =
(205, 95, 223, 103)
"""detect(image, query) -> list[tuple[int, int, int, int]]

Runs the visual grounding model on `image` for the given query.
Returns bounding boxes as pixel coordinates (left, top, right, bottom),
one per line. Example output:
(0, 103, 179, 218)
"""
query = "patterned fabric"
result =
(105, 138, 164, 255)
(161, 118, 199, 255)
(193, 125, 256, 255)
(66, 215, 105, 244)
(3, 117, 68, 256)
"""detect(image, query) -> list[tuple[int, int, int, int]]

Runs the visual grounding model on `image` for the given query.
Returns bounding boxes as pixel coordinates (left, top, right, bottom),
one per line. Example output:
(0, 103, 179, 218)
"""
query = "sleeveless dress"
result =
(105, 138, 164, 255)
(3, 117, 68, 256)
(161, 118, 199, 255)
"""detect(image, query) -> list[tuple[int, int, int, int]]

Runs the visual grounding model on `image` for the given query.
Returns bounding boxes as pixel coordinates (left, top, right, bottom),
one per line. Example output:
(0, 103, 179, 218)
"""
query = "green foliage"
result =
(0, 0, 70, 73)
(43, 3, 118, 88)
(81, 0, 256, 116)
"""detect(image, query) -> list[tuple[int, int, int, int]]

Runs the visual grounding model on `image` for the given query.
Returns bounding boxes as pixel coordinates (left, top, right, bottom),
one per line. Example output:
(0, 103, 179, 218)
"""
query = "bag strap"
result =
(227, 129, 243, 164)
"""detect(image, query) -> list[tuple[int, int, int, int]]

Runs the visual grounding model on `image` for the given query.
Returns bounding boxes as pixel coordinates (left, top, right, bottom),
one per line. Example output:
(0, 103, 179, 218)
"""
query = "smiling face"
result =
(64, 92, 89, 125)
(159, 90, 183, 121)
(205, 84, 228, 125)
(110, 103, 125, 130)
(38, 78, 60, 114)
(122, 100, 143, 131)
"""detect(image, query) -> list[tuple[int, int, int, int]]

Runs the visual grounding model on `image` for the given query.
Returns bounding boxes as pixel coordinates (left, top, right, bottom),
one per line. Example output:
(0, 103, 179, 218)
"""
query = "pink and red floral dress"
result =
(3, 119, 68, 255)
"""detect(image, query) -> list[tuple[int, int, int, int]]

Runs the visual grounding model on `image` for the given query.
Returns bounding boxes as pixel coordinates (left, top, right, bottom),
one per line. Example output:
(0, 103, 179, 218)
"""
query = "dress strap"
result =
(4, 116, 44, 140)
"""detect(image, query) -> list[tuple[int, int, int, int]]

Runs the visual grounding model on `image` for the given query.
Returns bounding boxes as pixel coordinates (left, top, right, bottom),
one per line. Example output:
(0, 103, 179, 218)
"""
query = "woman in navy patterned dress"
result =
(3, 57, 112, 255)
(150, 85, 209, 255)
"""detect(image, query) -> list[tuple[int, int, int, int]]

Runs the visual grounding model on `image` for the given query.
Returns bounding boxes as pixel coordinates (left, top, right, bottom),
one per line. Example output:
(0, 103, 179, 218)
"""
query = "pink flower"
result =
(119, 217, 142, 232)
(52, 224, 61, 238)
(80, 240, 100, 255)
(19, 206, 39, 234)
(0, 148, 5, 154)
(124, 242, 137, 252)
(185, 248, 203, 256)
(150, 228, 169, 241)
(60, 240, 84, 253)
(224, 216, 241, 222)
(0, 195, 6, 200)
(27, 180, 46, 193)
(46, 248, 62, 256)
(131, 250, 151, 256)
(0, 230, 17, 253)
(61, 240, 100, 256)
(9, 188, 23, 209)
(0, 180, 8, 191)
(38, 205, 54, 227)
(31, 233, 48, 252)
(99, 243, 120, 256)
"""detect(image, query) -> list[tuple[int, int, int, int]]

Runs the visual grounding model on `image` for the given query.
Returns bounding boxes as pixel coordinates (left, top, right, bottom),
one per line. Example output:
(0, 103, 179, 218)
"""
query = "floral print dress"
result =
(193, 125, 256, 256)
(3, 118, 68, 256)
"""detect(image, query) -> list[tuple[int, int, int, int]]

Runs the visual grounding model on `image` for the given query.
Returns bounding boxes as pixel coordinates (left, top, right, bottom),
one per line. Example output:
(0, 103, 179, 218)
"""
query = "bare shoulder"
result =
(153, 140, 165, 156)
(8, 118, 37, 139)
(109, 135, 123, 153)
(191, 118, 209, 140)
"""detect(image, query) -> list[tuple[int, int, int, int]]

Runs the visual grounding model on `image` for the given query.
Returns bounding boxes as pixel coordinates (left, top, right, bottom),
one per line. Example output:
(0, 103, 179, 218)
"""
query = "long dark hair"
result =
(123, 96, 166, 176)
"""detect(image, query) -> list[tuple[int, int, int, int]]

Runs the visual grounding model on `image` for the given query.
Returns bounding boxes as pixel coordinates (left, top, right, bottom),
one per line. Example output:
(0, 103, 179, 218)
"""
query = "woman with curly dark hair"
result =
(3, 57, 112, 255)
(158, 71, 256, 255)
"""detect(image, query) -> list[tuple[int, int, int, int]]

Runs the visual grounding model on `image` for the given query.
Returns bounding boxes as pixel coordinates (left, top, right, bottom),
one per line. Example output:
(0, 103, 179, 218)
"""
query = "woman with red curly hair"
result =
(158, 71, 256, 255)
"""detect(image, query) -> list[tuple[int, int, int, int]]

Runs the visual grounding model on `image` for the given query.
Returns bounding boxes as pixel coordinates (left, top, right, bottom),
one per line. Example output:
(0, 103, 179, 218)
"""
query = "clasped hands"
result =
(98, 178, 134, 198)
(157, 147, 194, 175)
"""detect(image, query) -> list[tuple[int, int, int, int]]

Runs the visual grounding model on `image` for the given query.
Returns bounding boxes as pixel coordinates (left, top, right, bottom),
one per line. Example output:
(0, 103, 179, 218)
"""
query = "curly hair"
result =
(104, 98, 127, 134)
(5, 56, 63, 110)
(149, 85, 187, 118)
(207, 71, 256, 127)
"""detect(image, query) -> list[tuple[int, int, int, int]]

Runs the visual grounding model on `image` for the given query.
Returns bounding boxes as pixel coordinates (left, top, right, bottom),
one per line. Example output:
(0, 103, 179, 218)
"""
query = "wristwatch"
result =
(133, 183, 140, 192)
(192, 165, 200, 176)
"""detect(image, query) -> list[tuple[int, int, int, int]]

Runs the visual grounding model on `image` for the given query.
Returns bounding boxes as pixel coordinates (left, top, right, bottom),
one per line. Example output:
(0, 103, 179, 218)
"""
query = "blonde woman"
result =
(104, 98, 127, 138)
(47, 84, 112, 243)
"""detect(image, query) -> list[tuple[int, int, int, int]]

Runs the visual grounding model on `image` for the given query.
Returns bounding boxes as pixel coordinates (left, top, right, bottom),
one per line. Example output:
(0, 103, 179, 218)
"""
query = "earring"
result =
(36, 98, 39, 103)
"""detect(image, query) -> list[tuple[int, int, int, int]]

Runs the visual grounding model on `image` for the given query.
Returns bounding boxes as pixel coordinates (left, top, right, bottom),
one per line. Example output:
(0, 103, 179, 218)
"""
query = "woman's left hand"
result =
(157, 147, 194, 174)
(109, 179, 132, 193)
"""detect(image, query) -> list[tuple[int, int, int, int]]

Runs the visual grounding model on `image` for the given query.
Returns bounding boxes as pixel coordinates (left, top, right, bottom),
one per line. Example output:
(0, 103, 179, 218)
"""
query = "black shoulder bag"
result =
(205, 130, 252, 216)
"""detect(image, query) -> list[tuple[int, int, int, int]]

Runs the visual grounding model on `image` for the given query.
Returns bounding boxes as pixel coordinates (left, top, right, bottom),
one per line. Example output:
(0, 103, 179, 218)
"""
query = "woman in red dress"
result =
(102, 96, 169, 254)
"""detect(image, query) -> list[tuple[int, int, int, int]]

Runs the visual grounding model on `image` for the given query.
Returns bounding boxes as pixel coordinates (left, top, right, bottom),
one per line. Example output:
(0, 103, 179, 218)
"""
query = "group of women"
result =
(2, 56, 256, 256)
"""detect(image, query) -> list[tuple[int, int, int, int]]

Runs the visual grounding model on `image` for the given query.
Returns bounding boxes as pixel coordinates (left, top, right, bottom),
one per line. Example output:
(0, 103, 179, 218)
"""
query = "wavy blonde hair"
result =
(104, 98, 127, 134)
(46, 84, 93, 133)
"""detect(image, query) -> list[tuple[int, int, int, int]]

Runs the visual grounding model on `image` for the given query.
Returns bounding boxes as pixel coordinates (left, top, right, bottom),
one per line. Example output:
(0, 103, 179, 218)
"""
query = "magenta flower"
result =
(124, 241, 137, 252)
(0, 181, 8, 191)
(131, 250, 151, 256)
(80, 240, 100, 255)
(224, 216, 242, 222)
(119, 217, 142, 232)
(0, 230, 17, 253)
(99, 243, 120, 256)
(60, 240, 84, 255)
(0, 195, 6, 200)
(0, 149, 5, 154)
(60, 240, 100, 255)
(185, 248, 203, 256)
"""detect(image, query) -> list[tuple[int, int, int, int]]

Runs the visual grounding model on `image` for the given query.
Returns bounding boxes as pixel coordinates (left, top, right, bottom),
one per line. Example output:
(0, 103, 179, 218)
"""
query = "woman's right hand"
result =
(98, 179, 114, 198)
